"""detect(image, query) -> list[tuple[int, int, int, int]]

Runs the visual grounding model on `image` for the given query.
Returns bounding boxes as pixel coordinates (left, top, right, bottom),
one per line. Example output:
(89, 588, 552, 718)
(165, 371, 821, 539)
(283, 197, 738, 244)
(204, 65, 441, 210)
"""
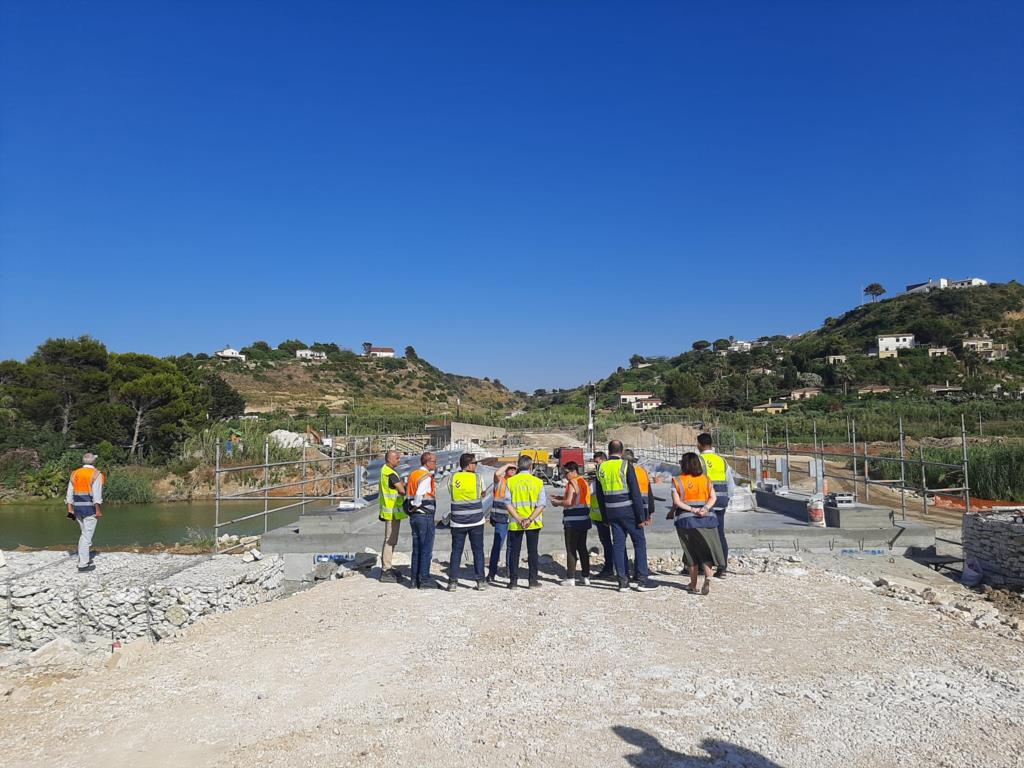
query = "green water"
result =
(0, 502, 302, 549)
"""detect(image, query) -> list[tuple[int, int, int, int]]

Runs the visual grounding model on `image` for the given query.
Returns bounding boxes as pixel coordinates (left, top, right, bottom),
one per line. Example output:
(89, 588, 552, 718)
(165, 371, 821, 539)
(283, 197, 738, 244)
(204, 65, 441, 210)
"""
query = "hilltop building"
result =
(871, 333, 915, 359)
(825, 355, 847, 365)
(962, 337, 1009, 361)
(789, 387, 822, 401)
(857, 384, 893, 397)
(905, 276, 988, 294)
(215, 347, 246, 362)
(296, 349, 327, 361)
(367, 347, 396, 358)
(752, 399, 787, 414)
(928, 347, 951, 358)
(619, 392, 654, 405)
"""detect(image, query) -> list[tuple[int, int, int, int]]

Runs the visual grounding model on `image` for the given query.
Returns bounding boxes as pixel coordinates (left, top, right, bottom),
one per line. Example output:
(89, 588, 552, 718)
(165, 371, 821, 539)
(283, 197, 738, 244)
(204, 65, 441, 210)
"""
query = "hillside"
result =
(208, 353, 519, 415)
(539, 281, 1024, 413)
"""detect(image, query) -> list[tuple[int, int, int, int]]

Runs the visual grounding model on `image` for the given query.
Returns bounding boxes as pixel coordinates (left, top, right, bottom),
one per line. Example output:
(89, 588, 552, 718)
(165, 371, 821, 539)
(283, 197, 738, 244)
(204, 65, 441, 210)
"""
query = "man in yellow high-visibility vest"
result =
(698, 433, 735, 578)
(594, 440, 655, 592)
(504, 454, 546, 589)
(378, 449, 407, 583)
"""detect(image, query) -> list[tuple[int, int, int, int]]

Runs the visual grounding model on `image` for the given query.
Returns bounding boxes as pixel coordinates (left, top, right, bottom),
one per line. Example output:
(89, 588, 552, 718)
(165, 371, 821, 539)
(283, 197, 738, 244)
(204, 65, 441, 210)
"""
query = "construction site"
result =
(2, 417, 1023, 768)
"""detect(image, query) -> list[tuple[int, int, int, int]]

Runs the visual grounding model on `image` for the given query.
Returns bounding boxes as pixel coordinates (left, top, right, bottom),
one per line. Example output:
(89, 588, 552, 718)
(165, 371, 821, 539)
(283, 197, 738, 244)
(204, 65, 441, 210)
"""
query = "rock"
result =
(390, 552, 411, 567)
(28, 638, 82, 667)
(334, 564, 356, 579)
(241, 551, 255, 563)
(313, 561, 337, 580)
(249, 549, 263, 561)
(164, 605, 188, 627)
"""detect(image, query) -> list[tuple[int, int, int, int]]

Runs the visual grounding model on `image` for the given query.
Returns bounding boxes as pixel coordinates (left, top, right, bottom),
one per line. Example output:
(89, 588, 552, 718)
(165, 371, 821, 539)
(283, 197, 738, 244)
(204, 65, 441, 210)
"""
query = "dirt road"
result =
(2, 559, 1022, 768)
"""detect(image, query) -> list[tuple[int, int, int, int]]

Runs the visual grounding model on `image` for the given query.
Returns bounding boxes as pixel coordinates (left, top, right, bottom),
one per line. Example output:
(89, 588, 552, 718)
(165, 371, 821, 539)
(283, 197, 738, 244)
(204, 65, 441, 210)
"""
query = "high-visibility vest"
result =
(562, 476, 592, 529)
(700, 450, 729, 509)
(379, 464, 406, 521)
(633, 464, 651, 514)
(672, 474, 715, 525)
(70, 466, 103, 518)
(596, 458, 631, 516)
(491, 475, 510, 523)
(406, 467, 437, 514)
(507, 472, 544, 531)
(450, 470, 485, 528)
(589, 480, 603, 522)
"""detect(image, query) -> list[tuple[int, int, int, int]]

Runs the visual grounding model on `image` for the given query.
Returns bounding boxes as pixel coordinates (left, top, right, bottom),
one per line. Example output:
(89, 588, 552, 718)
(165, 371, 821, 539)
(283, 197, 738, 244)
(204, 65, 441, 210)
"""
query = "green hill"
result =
(539, 281, 1024, 413)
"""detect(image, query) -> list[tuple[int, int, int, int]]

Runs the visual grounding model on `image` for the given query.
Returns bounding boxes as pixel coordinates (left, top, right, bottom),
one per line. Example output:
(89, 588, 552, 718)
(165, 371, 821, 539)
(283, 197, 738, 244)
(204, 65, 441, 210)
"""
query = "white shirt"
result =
(410, 466, 434, 508)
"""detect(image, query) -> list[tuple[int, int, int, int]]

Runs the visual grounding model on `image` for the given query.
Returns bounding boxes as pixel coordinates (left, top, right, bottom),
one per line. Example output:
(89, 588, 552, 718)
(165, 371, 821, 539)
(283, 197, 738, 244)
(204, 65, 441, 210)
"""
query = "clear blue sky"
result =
(1, 2, 1021, 391)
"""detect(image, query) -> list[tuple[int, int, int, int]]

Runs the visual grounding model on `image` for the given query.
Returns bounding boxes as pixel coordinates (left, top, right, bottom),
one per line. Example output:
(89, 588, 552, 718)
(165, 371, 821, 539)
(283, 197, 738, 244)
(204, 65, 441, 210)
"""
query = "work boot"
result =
(713, 568, 727, 579)
(475, 580, 487, 591)
(77, 564, 96, 573)
(379, 570, 398, 584)
(508, 580, 519, 590)
(447, 578, 458, 592)
(595, 568, 614, 580)
(617, 580, 629, 592)
(486, 574, 498, 586)
(633, 580, 657, 592)
(529, 579, 542, 589)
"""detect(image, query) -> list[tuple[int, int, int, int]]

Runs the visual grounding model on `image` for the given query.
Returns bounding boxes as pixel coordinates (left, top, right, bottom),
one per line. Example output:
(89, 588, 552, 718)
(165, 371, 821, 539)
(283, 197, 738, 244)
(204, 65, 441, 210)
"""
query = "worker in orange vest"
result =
(65, 452, 105, 572)
(405, 451, 441, 589)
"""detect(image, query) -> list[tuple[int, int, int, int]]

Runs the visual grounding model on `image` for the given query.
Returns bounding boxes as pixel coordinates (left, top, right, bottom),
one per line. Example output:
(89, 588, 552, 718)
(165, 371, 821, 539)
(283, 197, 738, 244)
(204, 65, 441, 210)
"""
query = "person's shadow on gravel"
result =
(613, 726, 785, 767)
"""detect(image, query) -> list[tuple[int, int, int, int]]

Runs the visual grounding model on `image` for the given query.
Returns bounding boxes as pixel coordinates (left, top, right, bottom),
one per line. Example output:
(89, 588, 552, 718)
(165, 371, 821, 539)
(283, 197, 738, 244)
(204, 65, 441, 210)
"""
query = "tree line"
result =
(0, 337, 245, 470)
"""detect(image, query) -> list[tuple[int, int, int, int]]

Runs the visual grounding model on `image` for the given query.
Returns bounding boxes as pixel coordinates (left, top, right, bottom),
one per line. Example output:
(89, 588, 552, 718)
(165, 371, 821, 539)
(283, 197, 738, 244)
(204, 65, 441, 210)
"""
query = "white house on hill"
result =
(215, 347, 246, 362)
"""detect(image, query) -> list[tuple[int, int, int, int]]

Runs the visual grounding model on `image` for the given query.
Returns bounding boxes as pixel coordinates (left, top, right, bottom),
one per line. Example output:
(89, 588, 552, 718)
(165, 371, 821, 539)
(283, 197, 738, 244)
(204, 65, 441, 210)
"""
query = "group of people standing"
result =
(376, 434, 734, 595)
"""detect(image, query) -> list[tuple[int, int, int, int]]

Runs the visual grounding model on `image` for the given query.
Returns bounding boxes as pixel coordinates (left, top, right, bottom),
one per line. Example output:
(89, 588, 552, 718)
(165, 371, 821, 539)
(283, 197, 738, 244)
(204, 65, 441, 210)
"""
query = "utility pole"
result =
(587, 383, 596, 454)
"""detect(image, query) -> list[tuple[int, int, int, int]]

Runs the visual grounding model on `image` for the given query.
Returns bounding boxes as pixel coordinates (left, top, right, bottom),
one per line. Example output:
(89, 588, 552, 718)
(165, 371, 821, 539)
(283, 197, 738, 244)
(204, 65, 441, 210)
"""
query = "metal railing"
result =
(213, 433, 434, 551)
(635, 414, 974, 521)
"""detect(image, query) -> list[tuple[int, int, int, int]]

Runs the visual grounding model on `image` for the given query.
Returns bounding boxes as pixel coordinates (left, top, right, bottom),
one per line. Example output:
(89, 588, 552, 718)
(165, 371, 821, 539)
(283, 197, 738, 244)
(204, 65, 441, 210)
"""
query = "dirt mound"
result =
(606, 423, 702, 450)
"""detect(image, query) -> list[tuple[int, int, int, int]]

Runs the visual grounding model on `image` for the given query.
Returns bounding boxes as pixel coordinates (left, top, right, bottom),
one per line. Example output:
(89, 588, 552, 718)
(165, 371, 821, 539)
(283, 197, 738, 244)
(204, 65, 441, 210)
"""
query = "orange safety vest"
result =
(70, 466, 104, 517)
(568, 475, 590, 507)
(406, 468, 437, 514)
(673, 474, 711, 505)
(634, 465, 650, 495)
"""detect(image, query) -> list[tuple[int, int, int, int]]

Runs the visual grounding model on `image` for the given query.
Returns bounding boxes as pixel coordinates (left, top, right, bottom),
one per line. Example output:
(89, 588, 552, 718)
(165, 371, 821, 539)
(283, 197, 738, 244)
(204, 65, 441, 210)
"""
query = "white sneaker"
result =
(560, 578, 575, 587)
(579, 577, 591, 586)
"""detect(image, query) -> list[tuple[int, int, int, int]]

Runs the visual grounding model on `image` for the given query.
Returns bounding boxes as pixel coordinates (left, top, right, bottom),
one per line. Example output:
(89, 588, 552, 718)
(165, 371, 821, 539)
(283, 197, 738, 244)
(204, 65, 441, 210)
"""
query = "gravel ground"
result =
(1, 555, 1023, 768)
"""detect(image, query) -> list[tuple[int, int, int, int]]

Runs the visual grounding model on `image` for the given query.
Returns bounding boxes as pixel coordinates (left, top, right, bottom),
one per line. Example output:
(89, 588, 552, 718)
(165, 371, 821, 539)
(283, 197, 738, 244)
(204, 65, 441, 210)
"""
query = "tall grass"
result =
(105, 468, 157, 503)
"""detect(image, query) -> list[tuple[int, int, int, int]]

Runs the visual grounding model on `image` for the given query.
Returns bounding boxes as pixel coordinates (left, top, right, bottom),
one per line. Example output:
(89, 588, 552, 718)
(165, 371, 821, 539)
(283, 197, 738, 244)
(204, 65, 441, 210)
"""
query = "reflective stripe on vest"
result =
(71, 466, 102, 517)
(507, 472, 544, 531)
(407, 468, 437, 514)
(450, 471, 484, 527)
(491, 476, 509, 522)
(379, 464, 406, 520)
(562, 476, 592, 528)
(597, 458, 631, 511)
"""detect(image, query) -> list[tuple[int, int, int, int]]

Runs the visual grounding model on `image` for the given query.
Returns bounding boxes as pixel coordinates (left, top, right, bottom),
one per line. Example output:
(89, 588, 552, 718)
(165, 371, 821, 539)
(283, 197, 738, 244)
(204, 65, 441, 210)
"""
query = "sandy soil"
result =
(2, 554, 1022, 768)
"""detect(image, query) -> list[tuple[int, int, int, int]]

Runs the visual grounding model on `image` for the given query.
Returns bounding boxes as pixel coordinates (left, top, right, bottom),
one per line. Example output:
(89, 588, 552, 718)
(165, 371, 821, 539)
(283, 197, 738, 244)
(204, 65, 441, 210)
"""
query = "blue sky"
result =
(1, 2, 1021, 391)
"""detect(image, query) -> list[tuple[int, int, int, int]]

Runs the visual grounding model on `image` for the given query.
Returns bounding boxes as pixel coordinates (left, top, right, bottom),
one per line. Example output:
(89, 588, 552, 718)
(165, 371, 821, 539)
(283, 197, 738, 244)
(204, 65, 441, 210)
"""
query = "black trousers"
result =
(564, 527, 590, 578)
(507, 528, 540, 583)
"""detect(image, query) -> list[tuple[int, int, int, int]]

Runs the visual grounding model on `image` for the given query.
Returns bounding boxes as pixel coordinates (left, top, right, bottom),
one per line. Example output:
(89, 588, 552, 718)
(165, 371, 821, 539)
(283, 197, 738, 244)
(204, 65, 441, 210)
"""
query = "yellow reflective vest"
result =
(507, 472, 544, 531)
(379, 463, 406, 521)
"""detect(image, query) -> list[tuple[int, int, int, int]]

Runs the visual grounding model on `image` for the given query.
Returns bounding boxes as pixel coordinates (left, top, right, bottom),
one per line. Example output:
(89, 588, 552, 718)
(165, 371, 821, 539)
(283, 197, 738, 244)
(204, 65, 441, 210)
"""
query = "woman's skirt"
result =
(675, 525, 725, 569)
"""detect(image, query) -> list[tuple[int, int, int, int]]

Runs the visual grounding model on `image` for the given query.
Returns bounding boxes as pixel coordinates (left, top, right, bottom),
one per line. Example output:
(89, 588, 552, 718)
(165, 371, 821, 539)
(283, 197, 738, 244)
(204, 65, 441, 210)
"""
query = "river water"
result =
(0, 502, 303, 549)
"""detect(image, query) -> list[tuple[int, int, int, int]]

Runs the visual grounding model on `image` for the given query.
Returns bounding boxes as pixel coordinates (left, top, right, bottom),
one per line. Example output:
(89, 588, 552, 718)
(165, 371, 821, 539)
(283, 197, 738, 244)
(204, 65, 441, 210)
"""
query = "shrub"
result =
(0, 448, 40, 488)
(105, 469, 156, 503)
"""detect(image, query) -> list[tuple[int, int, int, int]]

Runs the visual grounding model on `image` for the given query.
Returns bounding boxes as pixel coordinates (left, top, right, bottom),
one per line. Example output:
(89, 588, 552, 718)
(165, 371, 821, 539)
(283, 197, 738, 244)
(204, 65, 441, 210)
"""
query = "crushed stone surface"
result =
(1, 555, 1022, 768)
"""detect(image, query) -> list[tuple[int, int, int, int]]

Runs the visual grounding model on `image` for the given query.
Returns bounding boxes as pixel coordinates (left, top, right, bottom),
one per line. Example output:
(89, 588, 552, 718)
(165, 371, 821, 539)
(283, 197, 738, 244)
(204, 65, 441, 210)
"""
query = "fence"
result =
(213, 433, 435, 551)
(636, 414, 974, 521)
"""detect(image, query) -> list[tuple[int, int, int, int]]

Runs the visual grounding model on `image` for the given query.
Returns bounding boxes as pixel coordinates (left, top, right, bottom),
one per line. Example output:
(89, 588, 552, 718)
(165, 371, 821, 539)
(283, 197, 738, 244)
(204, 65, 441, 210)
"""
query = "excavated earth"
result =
(1, 554, 1022, 768)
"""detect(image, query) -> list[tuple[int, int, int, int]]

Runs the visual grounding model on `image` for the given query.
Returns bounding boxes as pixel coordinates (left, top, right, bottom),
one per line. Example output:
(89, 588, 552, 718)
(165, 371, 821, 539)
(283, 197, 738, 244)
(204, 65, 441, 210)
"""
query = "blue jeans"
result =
(450, 525, 485, 582)
(594, 520, 614, 573)
(408, 513, 436, 584)
(487, 521, 509, 579)
(606, 511, 648, 584)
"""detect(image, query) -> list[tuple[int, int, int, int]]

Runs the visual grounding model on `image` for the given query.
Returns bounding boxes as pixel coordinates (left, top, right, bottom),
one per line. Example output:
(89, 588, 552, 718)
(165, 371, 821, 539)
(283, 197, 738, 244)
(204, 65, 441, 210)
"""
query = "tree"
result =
(713, 339, 731, 351)
(277, 339, 307, 354)
(109, 354, 196, 459)
(203, 375, 246, 420)
(629, 354, 645, 368)
(664, 371, 702, 407)
(864, 283, 886, 302)
(798, 372, 823, 388)
(404, 346, 419, 360)
(692, 340, 711, 352)
(362, 342, 373, 356)
(23, 336, 110, 435)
